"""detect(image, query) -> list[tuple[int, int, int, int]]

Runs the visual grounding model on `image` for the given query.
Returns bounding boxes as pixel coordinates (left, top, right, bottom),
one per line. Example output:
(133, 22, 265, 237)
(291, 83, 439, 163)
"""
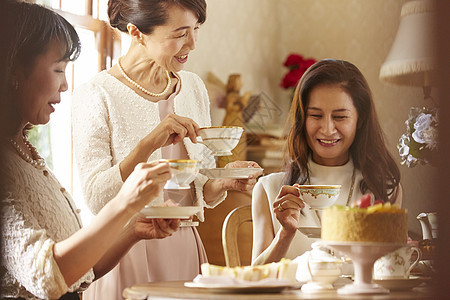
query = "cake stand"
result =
(324, 242, 405, 295)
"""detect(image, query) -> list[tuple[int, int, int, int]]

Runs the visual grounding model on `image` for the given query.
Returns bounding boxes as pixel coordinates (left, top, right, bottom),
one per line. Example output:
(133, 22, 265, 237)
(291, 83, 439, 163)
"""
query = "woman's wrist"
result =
(205, 179, 227, 193)
(109, 193, 139, 223)
(121, 217, 140, 244)
(203, 179, 227, 204)
(137, 137, 156, 158)
(279, 226, 297, 240)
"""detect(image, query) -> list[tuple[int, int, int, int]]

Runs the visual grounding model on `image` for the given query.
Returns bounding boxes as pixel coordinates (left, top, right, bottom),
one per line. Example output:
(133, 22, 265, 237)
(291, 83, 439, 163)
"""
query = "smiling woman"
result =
(251, 59, 402, 266)
(70, 0, 262, 299)
(1, 2, 180, 300)
(305, 84, 358, 166)
(15, 41, 69, 126)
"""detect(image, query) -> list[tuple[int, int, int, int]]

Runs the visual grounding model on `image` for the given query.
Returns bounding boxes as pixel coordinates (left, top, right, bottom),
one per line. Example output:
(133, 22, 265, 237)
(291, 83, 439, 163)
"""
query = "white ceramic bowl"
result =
(297, 185, 341, 209)
(198, 126, 244, 156)
(165, 159, 201, 189)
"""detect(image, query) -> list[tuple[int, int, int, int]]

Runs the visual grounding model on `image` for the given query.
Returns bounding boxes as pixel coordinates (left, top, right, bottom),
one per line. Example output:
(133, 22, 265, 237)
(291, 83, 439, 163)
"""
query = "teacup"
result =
(297, 185, 341, 209)
(164, 159, 201, 190)
(197, 126, 244, 156)
(373, 245, 421, 279)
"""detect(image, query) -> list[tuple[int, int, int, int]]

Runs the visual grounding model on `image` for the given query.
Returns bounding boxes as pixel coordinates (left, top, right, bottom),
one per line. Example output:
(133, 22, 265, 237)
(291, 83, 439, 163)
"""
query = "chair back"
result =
(222, 205, 252, 267)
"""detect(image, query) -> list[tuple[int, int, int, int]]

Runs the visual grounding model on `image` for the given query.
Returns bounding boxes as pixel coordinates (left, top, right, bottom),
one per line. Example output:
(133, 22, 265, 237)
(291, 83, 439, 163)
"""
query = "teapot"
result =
(416, 212, 438, 240)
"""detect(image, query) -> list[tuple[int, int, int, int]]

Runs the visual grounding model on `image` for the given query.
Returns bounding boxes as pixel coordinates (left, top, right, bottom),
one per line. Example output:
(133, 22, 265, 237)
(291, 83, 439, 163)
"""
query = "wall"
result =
(185, 0, 282, 125)
(185, 0, 436, 236)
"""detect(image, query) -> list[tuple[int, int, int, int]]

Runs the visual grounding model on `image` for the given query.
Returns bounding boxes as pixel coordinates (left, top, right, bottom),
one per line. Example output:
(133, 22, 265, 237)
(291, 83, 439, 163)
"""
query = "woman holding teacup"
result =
(1, 2, 180, 299)
(252, 59, 403, 265)
(71, 0, 261, 298)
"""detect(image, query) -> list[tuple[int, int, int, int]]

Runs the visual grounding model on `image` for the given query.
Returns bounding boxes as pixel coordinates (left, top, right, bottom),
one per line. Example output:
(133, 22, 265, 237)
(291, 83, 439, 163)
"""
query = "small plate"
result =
(199, 168, 263, 179)
(184, 276, 296, 294)
(373, 276, 424, 291)
(140, 206, 201, 219)
(297, 226, 321, 238)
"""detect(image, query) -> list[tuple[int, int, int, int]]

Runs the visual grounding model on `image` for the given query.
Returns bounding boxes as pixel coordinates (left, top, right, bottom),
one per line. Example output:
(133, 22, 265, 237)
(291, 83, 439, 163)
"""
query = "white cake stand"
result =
(324, 242, 405, 295)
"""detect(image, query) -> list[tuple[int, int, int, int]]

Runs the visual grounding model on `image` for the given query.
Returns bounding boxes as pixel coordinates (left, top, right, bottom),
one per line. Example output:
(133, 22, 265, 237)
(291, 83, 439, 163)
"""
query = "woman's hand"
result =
(116, 160, 171, 213)
(143, 114, 200, 151)
(202, 161, 262, 205)
(131, 215, 180, 240)
(119, 115, 199, 181)
(273, 184, 305, 234)
(221, 161, 263, 192)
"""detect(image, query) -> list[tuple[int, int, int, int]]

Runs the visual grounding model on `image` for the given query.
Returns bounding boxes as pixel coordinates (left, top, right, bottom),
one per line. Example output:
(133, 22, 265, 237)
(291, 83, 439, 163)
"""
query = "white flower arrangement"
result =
(398, 106, 438, 167)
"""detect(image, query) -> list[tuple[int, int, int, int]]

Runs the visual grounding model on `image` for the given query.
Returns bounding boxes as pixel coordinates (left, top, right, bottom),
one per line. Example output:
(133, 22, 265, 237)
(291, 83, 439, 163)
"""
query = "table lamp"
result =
(379, 0, 436, 101)
(380, 0, 438, 168)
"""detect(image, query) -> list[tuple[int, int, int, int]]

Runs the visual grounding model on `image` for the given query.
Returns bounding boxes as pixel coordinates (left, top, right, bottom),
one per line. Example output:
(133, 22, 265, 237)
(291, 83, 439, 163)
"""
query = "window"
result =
(30, 0, 120, 224)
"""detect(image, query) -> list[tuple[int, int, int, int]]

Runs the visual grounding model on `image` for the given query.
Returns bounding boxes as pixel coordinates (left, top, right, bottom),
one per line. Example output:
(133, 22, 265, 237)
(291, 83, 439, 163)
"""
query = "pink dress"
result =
(82, 81, 208, 300)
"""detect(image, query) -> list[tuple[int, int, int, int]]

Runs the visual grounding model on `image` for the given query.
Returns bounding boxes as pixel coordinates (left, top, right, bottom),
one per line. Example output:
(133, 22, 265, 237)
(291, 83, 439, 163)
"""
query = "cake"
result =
(200, 259, 297, 283)
(321, 202, 408, 243)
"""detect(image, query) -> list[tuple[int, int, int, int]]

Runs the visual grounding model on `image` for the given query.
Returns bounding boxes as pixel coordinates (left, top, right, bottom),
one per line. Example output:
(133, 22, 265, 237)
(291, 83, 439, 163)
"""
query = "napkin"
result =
(293, 251, 312, 283)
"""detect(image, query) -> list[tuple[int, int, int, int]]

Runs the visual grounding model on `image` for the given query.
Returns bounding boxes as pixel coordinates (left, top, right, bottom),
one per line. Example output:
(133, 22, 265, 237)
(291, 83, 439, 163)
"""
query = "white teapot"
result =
(417, 212, 438, 240)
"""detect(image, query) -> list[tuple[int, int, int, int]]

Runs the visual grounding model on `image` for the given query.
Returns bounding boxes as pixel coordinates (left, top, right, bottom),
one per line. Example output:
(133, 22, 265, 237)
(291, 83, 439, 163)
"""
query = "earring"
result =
(14, 80, 19, 90)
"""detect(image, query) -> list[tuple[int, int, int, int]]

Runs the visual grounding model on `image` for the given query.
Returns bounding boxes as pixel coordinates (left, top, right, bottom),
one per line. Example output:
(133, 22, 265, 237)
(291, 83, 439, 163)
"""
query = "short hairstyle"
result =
(108, 0, 207, 34)
(0, 0, 80, 137)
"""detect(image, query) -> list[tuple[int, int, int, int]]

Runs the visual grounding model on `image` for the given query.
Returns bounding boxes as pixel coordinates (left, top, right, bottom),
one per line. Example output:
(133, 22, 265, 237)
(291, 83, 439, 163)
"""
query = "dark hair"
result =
(284, 59, 400, 203)
(0, 0, 80, 137)
(108, 0, 207, 34)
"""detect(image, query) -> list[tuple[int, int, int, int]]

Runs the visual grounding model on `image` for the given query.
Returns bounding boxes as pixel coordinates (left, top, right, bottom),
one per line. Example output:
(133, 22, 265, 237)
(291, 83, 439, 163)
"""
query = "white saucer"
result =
(373, 276, 424, 291)
(199, 168, 263, 179)
(140, 206, 201, 219)
(184, 275, 296, 293)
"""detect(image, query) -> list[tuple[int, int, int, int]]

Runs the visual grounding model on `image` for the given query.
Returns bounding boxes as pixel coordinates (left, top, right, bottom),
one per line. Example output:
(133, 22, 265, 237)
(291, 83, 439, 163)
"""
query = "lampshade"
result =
(380, 0, 436, 86)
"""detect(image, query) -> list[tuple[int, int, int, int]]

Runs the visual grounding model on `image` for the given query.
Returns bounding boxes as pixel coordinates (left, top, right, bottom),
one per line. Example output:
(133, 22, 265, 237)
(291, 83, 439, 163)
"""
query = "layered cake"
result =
(321, 202, 408, 243)
(201, 259, 297, 283)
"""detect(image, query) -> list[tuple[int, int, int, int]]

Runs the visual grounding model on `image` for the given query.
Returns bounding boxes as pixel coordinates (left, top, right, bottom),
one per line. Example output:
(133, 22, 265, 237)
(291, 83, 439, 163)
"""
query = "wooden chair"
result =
(222, 205, 252, 267)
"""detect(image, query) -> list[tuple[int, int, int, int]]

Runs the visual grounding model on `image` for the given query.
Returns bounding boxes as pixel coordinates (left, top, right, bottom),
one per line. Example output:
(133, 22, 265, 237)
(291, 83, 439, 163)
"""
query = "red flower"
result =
(283, 54, 304, 67)
(300, 58, 316, 72)
(280, 53, 317, 89)
(281, 69, 303, 89)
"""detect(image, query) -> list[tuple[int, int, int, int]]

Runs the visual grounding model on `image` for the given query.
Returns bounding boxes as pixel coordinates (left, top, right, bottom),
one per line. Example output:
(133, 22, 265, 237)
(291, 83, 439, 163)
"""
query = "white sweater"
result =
(1, 149, 94, 299)
(71, 70, 223, 221)
(252, 158, 368, 265)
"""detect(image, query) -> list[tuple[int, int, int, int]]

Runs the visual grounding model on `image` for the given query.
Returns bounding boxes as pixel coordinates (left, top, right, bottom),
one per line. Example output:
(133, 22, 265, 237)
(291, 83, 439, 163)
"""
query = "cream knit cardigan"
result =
(72, 70, 224, 221)
(1, 149, 94, 299)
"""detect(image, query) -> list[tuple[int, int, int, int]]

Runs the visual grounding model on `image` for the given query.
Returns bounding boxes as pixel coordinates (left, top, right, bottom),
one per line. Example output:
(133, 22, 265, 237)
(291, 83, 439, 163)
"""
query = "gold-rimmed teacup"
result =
(164, 159, 201, 190)
(297, 185, 341, 209)
(197, 126, 244, 156)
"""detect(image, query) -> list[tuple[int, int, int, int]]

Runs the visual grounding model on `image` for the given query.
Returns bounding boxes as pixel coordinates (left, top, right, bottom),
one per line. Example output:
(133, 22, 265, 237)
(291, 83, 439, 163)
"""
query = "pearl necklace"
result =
(117, 57, 172, 97)
(9, 136, 46, 169)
